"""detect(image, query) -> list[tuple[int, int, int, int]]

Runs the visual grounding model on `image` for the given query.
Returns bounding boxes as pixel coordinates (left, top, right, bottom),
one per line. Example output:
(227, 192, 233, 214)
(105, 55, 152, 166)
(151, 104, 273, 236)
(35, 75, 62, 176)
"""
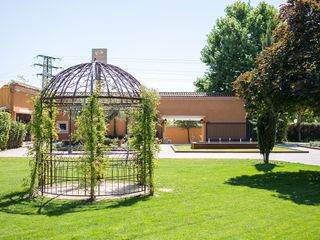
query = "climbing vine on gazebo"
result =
(129, 87, 160, 195)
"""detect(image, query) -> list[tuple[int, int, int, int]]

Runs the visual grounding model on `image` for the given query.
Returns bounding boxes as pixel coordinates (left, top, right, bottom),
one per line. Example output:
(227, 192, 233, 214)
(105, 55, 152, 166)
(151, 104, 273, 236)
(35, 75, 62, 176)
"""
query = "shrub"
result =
(257, 111, 277, 164)
(276, 116, 289, 143)
(17, 122, 27, 147)
(0, 112, 11, 150)
(7, 121, 19, 149)
(287, 123, 320, 142)
(7, 121, 26, 149)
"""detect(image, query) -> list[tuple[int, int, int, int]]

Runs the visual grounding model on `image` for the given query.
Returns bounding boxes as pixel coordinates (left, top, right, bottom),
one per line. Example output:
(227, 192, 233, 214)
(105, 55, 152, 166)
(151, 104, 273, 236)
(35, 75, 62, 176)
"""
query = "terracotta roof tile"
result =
(1, 80, 40, 91)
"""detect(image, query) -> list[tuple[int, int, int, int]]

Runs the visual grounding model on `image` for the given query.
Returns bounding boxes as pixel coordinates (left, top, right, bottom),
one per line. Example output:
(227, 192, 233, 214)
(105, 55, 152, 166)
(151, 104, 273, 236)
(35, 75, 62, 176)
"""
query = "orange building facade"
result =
(0, 82, 249, 144)
(0, 81, 39, 123)
(158, 92, 248, 144)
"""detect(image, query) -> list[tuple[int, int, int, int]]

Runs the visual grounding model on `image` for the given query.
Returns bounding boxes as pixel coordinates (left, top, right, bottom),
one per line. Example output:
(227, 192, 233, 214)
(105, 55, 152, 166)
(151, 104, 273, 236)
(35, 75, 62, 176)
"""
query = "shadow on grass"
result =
(45, 195, 151, 216)
(254, 163, 282, 173)
(226, 170, 320, 205)
(0, 190, 151, 216)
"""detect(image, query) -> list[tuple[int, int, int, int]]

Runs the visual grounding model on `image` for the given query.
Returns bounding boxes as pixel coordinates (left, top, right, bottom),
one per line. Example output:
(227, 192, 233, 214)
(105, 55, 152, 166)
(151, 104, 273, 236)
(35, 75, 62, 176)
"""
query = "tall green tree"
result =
(234, 67, 278, 164)
(195, 1, 278, 92)
(274, 0, 320, 110)
(234, 0, 320, 163)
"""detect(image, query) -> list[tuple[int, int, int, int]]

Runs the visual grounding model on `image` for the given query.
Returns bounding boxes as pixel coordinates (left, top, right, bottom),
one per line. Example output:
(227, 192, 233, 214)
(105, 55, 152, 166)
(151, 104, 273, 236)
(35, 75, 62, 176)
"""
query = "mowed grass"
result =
(0, 158, 320, 239)
(174, 145, 296, 152)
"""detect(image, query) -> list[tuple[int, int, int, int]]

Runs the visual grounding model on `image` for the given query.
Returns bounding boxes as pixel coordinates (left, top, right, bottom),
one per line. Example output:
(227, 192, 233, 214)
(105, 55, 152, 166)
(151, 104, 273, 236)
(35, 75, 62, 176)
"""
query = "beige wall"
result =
(0, 82, 38, 121)
(159, 96, 247, 142)
(164, 127, 202, 144)
(108, 118, 127, 137)
(0, 87, 11, 110)
(159, 96, 246, 123)
(56, 113, 127, 140)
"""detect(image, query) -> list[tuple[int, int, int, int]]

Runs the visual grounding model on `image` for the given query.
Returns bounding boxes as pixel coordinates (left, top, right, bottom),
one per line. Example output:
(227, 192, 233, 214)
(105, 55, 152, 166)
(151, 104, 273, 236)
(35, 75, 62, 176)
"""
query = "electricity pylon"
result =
(34, 55, 61, 89)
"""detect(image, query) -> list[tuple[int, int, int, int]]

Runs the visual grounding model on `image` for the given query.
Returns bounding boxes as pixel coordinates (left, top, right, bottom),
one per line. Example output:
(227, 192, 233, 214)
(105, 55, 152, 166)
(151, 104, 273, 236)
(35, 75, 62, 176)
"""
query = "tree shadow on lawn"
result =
(254, 163, 282, 173)
(0, 191, 151, 216)
(226, 170, 320, 205)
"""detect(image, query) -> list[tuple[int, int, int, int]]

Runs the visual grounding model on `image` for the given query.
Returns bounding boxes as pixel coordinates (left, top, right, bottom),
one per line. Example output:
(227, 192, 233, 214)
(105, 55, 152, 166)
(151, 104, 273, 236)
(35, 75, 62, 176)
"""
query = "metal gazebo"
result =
(38, 61, 146, 198)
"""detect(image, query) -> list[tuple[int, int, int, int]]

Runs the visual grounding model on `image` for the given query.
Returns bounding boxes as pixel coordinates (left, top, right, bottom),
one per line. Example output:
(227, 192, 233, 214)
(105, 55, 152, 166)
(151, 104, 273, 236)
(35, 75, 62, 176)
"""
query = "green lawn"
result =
(1, 157, 320, 239)
(174, 145, 297, 152)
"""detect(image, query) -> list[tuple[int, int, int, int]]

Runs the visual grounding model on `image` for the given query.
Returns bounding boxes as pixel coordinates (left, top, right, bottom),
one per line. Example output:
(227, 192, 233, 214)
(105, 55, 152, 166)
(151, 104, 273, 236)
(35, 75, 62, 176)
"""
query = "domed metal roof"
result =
(41, 61, 141, 101)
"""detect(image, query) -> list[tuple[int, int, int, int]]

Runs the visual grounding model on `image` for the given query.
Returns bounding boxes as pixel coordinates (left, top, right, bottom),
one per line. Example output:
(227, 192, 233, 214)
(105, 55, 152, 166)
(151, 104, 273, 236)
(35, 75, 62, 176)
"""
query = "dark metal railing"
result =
(41, 151, 146, 197)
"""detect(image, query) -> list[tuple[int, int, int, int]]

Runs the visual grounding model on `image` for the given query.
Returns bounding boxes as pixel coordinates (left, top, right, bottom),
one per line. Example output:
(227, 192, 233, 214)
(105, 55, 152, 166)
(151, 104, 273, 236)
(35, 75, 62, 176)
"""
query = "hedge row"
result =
(0, 111, 26, 150)
(287, 123, 320, 142)
(7, 121, 26, 149)
(0, 112, 11, 150)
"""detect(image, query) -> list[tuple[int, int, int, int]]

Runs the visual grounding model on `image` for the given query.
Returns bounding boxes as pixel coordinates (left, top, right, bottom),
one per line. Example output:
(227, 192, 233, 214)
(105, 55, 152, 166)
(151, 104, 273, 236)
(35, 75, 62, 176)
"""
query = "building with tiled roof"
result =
(0, 81, 40, 122)
(158, 91, 247, 143)
(0, 81, 249, 144)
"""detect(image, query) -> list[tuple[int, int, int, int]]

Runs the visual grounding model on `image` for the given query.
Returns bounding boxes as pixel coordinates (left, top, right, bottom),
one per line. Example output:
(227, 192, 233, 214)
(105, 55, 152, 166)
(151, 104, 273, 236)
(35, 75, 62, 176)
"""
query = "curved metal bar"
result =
(41, 61, 142, 103)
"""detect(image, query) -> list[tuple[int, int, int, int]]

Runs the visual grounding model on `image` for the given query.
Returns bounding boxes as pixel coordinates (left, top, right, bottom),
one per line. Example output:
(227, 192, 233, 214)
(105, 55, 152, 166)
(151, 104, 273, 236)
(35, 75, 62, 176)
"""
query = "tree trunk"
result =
(297, 124, 302, 142)
(90, 161, 95, 201)
(263, 152, 270, 164)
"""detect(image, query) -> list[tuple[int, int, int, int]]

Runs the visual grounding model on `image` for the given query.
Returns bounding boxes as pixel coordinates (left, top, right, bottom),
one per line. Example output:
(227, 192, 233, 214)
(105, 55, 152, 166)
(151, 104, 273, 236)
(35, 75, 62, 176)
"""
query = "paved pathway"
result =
(1, 143, 320, 166)
(0, 146, 29, 157)
(158, 144, 320, 166)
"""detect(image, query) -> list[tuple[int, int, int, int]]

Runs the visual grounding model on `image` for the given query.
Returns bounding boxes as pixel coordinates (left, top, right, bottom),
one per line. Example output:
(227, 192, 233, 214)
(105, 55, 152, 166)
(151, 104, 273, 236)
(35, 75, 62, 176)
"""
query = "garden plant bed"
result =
(172, 144, 308, 153)
(1, 157, 320, 239)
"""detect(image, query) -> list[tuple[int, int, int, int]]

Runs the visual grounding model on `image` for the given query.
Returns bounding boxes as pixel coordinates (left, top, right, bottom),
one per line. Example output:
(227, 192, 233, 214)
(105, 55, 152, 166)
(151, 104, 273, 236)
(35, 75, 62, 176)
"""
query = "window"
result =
(56, 121, 68, 133)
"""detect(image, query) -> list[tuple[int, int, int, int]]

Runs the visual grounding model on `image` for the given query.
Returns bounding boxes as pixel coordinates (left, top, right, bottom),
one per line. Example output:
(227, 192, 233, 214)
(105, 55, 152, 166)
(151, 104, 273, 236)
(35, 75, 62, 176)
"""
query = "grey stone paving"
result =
(0, 146, 29, 158)
(158, 144, 320, 166)
(1, 143, 320, 166)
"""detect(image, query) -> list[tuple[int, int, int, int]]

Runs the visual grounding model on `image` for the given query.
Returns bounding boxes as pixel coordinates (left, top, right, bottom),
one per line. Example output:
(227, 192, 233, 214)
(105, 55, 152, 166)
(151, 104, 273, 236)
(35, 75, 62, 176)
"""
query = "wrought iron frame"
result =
(41, 61, 141, 103)
(38, 61, 146, 198)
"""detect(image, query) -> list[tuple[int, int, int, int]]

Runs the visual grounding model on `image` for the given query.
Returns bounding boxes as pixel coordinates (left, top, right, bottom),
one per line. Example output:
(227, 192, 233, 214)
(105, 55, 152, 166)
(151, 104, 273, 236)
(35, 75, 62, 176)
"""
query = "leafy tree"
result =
(274, 0, 320, 110)
(257, 112, 277, 163)
(129, 87, 160, 195)
(195, 1, 278, 92)
(234, 0, 320, 163)
(174, 120, 200, 143)
(234, 68, 278, 163)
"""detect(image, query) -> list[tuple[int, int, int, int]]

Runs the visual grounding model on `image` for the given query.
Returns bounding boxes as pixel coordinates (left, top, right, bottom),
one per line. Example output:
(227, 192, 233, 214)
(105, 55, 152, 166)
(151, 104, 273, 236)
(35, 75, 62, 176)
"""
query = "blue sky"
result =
(0, 0, 284, 91)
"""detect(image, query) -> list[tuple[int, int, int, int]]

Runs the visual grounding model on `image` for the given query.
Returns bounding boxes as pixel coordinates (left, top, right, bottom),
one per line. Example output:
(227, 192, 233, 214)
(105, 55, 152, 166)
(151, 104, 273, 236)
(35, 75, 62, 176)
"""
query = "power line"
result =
(34, 54, 62, 89)
(60, 55, 204, 64)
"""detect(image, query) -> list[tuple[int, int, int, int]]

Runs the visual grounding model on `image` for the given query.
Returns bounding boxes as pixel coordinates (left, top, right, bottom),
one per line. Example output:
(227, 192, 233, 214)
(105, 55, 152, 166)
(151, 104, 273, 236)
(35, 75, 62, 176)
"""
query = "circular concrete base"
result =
(41, 181, 146, 200)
